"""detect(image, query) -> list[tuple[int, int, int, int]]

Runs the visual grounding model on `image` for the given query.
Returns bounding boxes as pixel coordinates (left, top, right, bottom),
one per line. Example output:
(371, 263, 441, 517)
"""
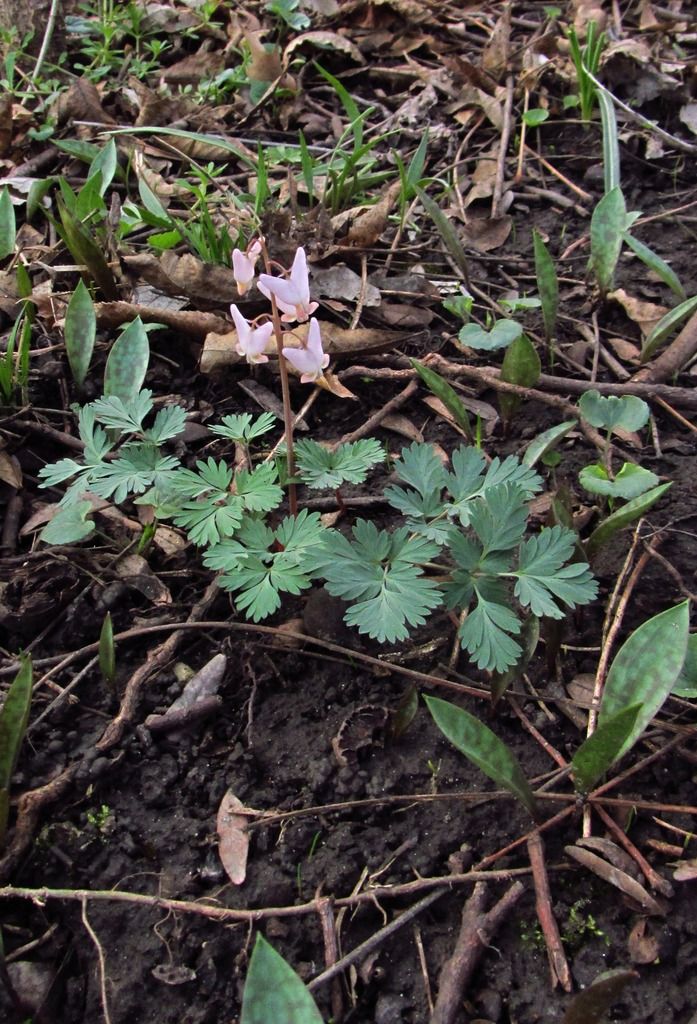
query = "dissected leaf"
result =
(598, 601, 689, 759)
(40, 499, 96, 544)
(425, 696, 538, 818)
(295, 438, 384, 490)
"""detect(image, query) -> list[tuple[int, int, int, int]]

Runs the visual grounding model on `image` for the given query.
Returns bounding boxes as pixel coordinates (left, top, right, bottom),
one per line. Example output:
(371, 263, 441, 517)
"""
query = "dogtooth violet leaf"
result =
(425, 696, 538, 818)
(241, 934, 323, 1024)
(572, 704, 642, 793)
(598, 600, 689, 760)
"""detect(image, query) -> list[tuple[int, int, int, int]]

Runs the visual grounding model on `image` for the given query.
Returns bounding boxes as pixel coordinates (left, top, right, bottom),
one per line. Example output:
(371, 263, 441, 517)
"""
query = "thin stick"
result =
(430, 881, 525, 1024)
(82, 897, 113, 1024)
(315, 896, 343, 1020)
(309, 890, 445, 992)
(32, 0, 61, 80)
(527, 834, 572, 992)
(492, 75, 515, 220)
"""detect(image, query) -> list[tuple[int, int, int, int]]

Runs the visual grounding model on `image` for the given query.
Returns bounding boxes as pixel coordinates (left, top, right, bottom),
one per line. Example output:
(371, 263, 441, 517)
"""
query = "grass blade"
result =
(640, 295, 697, 363)
(597, 87, 620, 194)
(0, 186, 16, 260)
(585, 482, 671, 558)
(533, 229, 558, 349)
(99, 612, 116, 687)
(425, 696, 538, 819)
(624, 233, 685, 300)
(415, 186, 470, 286)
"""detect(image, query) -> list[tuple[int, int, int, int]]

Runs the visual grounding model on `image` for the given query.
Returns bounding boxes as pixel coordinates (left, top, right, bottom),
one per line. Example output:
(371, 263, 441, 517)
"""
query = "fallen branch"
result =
(430, 880, 525, 1024)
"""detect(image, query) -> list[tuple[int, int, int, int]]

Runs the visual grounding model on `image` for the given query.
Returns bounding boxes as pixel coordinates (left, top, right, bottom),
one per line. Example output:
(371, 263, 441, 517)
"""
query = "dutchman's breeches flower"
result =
(230, 304, 273, 365)
(258, 246, 318, 323)
(282, 318, 329, 383)
(232, 238, 263, 295)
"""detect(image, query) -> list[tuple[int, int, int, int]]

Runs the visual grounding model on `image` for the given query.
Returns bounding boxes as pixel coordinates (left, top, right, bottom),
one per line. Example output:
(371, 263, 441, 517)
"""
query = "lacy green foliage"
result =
(209, 412, 277, 444)
(39, 417, 597, 672)
(313, 521, 443, 643)
(294, 438, 384, 490)
(204, 510, 324, 621)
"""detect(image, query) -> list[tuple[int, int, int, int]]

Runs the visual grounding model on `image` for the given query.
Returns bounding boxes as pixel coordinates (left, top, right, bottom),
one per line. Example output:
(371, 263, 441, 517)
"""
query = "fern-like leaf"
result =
(209, 412, 277, 443)
(295, 438, 384, 490)
(316, 521, 442, 643)
(513, 526, 598, 618)
(91, 390, 154, 433)
(458, 581, 523, 673)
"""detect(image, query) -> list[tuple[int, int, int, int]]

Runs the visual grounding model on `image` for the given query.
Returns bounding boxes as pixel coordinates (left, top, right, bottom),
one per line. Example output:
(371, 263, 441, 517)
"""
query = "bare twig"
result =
(527, 834, 572, 992)
(430, 881, 525, 1024)
(82, 898, 113, 1024)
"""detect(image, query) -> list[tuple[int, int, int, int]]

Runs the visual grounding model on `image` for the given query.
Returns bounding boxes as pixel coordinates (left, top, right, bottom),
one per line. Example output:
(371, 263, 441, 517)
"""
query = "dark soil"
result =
(1, 2, 697, 1022)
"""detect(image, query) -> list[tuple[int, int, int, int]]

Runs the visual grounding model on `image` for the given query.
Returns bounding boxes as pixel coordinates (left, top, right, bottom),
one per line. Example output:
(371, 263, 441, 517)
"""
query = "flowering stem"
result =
(261, 240, 297, 515)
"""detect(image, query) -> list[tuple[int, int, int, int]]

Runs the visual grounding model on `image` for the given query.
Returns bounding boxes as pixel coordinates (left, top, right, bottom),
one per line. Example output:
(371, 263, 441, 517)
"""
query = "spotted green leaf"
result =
(598, 600, 689, 760)
(104, 318, 150, 404)
(65, 279, 96, 389)
(241, 934, 323, 1024)
(425, 696, 538, 818)
(572, 704, 642, 793)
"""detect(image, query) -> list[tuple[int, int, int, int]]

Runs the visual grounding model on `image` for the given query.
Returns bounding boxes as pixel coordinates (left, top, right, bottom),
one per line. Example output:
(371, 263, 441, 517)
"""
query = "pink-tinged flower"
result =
(230, 304, 273, 365)
(232, 238, 262, 295)
(258, 246, 319, 323)
(282, 318, 329, 383)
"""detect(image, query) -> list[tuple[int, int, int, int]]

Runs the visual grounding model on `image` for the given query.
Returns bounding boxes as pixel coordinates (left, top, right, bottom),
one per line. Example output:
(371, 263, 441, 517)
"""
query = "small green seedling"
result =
(533, 229, 558, 359)
(577, 391, 669, 554)
(410, 359, 471, 437)
(99, 612, 116, 689)
(241, 934, 323, 1024)
(426, 600, 690, 814)
(567, 21, 606, 123)
(457, 317, 522, 352)
(0, 654, 32, 847)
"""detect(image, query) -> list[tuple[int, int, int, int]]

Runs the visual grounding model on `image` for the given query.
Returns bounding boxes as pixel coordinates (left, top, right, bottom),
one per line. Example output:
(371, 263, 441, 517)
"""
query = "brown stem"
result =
(260, 240, 297, 516)
(527, 833, 572, 992)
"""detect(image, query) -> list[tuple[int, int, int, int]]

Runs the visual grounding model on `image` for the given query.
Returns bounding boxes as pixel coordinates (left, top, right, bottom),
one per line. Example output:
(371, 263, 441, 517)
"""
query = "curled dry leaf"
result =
(565, 844, 665, 916)
(152, 963, 197, 986)
(201, 320, 401, 373)
(628, 919, 660, 965)
(609, 289, 668, 339)
(332, 704, 389, 768)
(284, 31, 365, 65)
(114, 553, 172, 606)
(217, 790, 252, 885)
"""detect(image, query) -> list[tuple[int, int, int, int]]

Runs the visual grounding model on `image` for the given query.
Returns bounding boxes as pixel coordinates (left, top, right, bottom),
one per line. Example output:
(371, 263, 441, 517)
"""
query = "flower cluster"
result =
(230, 241, 328, 383)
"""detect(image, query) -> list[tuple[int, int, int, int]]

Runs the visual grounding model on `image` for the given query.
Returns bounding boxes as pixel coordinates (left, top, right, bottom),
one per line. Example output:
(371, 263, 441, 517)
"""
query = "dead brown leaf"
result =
(481, 5, 511, 79)
(338, 180, 402, 248)
(284, 31, 365, 64)
(332, 705, 389, 768)
(53, 78, 115, 127)
(462, 213, 513, 253)
(201, 320, 401, 373)
(0, 447, 21, 489)
(114, 553, 172, 606)
(161, 50, 225, 86)
(628, 919, 660, 965)
(381, 413, 424, 443)
(123, 251, 240, 308)
(96, 301, 230, 340)
(217, 790, 252, 886)
(609, 289, 668, 338)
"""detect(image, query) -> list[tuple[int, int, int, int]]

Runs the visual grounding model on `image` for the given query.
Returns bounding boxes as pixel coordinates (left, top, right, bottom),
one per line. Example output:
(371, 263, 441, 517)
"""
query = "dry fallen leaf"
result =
(217, 790, 252, 885)
(201, 320, 401, 373)
(114, 553, 172, 605)
(609, 288, 668, 339)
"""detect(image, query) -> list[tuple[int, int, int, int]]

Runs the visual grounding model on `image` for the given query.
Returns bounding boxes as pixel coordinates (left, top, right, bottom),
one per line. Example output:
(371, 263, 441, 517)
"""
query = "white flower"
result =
(258, 247, 318, 323)
(232, 238, 262, 295)
(282, 318, 329, 383)
(230, 304, 273, 365)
